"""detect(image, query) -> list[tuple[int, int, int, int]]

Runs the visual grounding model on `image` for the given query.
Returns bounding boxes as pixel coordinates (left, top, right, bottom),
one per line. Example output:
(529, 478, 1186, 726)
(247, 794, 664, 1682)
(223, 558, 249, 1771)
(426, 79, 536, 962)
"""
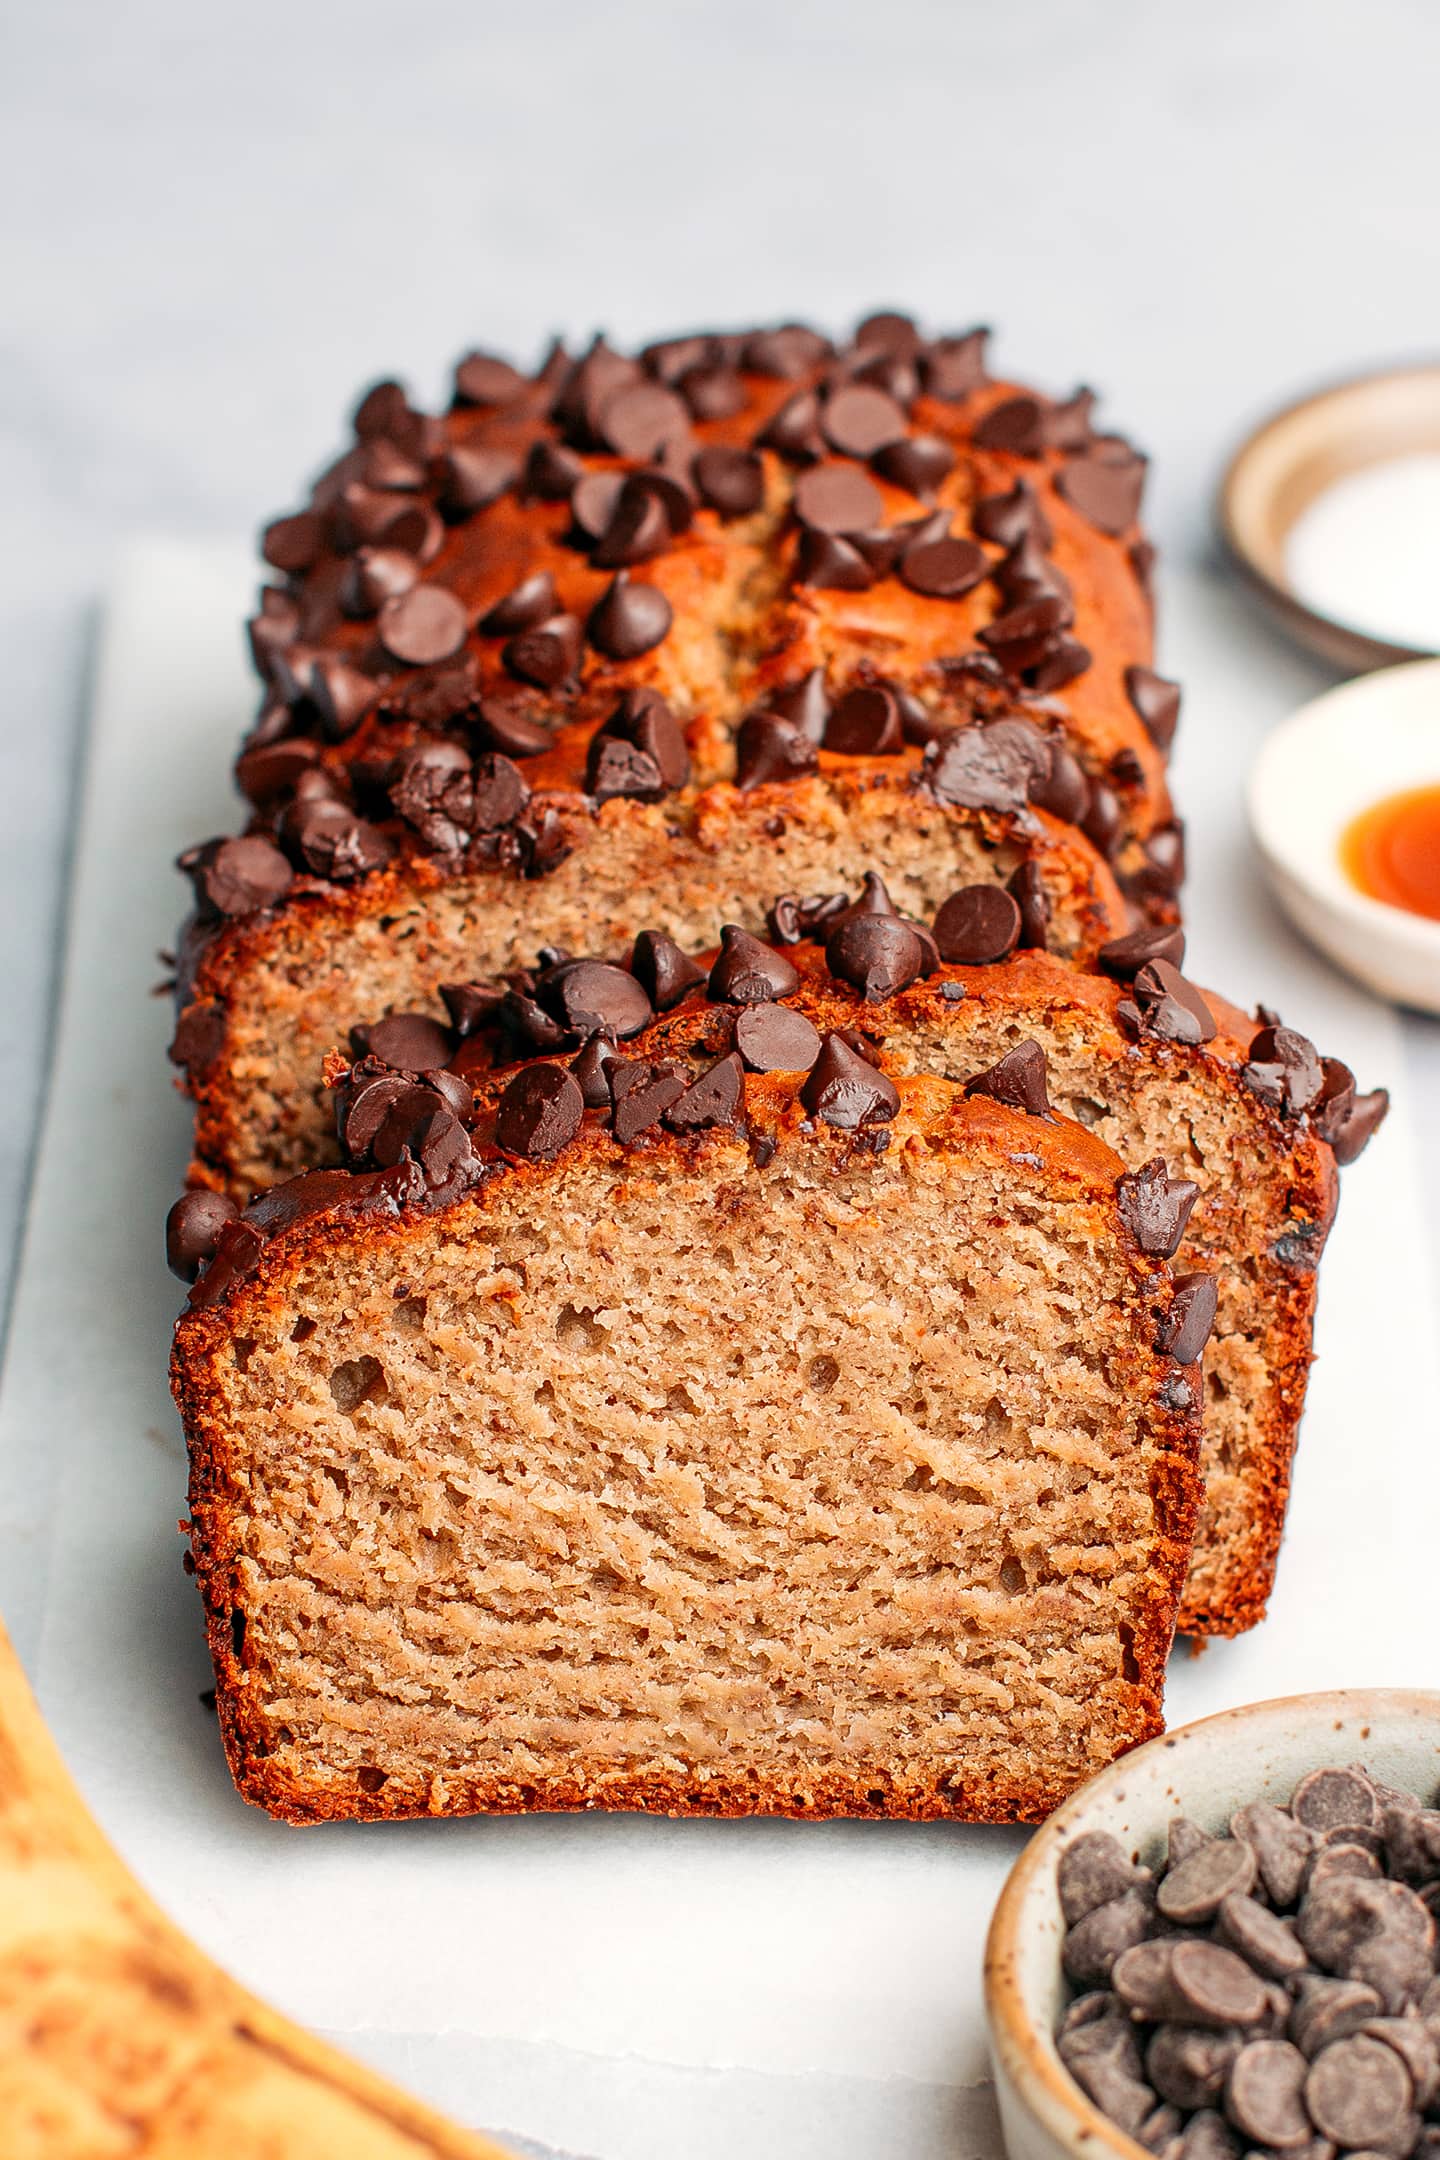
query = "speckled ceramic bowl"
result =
(983, 1691, 1440, 2160)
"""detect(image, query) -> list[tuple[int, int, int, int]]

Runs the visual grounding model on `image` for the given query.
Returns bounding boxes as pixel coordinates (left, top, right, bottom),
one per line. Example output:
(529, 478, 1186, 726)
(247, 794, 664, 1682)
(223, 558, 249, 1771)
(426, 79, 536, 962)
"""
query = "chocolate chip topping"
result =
(822, 384, 908, 458)
(665, 1051, 745, 1132)
(1116, 1158, 1199, 1257)
(453, 350, 527, 406)
(1157, 1272, 1219, 1365)
(441, 444, 520, 516)
(1121, 959, 1217, 1047)
(588, 572, 673, 659)
(166, 1189, 241, 1281)
(800, 1033, 900, 1129)
(792, 461, 886, 535)
(963, 1040, 1051, 1120)
(362, 1013, 456, 1073)
(184, 835, 294, 918)
(569, 1034, 620, 1108)
(474, 700, 552, 759)
(494, 1064, 584, 1159)
(826, 915, 926, 1002)
(733, 1003, 823, 1073)
(694, 446, 765, 517)
(1098, 923, 1187, 980)
(933, 884, 1023, 965)
(479, 571, 557, 635)
(1125, 664, 1182, 752)
(541, 958, 653, 1041)
(630, 930, 706, 1011)
(824, 684, 903, 756)
(1243, 1025, 1325, 1117)
(792, 531, 875, 590)
(734, 712, 820, 789)
(708, 926, 801, 1005)
(974, 394, 1048, 457)
(899, 534, 987, 599)
(377, 586, 469, 667)
(923, 717, 1050, 816)
(503, 612, 582, 688)
(608, 1058, 688, 1143)
(1056, 448, 1147, 535)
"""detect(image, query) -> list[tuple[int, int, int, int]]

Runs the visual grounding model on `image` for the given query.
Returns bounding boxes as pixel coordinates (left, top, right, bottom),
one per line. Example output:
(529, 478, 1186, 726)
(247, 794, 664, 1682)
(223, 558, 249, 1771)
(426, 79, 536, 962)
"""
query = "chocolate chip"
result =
(734, 712, 819, 788)
(1126, 665, 1182, 752)
(963, 1040, 1051, 1119)
(453, 351, 527, 406)
(973, 477, 1052, 549)
(377, 586, 469, 667)
(570, 469, 626, 543)
(746, 324, 832, 379)
(1132, 960, 1217, 1046)
(1113, 1939, 1184, 2021)
(933, 884, 1022, 965)
(608, 1058, 688, 1143)
(1099, 923, 1187, 980)
(1060, 2016, 1156, 2138)
(473, 701, 552, 761)
(494, 1064, 584, 1159)
(589, 686, 690, 793)
(822, 384, 908, 458)
(1008, 862, 1052, 951)
(630, 930, 706, 1011)
(1147, 2028, 1243, 2113)
(1218, 1895, 1309, 1982)
(974, 395, 1048, 456)
(340, 545, 421, 618)
(189, 835, 294, 917)
(1063, 1890, 1161, 1988)
(1157, 1273, 1219, 1365)
(1117, 1159, 1199, 1258)
(708, 927, 800, 1005)
(1242, 1026, 1325, 1118)
(767, 890, 849, 945)
(1329, 1087, 1389, 1166)
(592, 474, 674, 568)
(588, 572, 672, 659)
(479, 571, 558, 635)
(755, 388, 825, 461)
(1059, 1833, 1149, 1926)
(166, 1189, 241, 1281)
(586, 737, 664, 801)
(1234, 1804, 1317, 1910)
(261, 510, 325, 574)
(544, 959, 653, 1041)
(503, 611, 582, 688)
(900, 535, 987, 598)
(1293, 1767, 1381, 1834)
(681, 366, 747, 421)
(441, 444, 520, 516)
(734, 1004, 823, 1072)
(569, 1034, 621, 1108)
(823, 684, 903, 756)
(792, 461, 886, 535)
(921, 329, 989, 400)
(285, 801, 392, 882)
(1056, 450, 1147, 535)
(665, 1051, 746, 1132)
(1170, 1941, 1271, 2030)
(525, 440, 585, 500)
(923, 716, 1051, 815)
(1158, 1839, 1257, 1925)
(440, 981, 504, 1037)
(388, 740, 474, 851)
(597, 381, 691, 459)
(1224, 2039, 1310, 2148)
(1305, 2034, 1415, 2148)
(792, 530, 875, 590)
(307, 658, 379, 741)
(871, 435, 955, 496)
(694, 446, 765, 517)
(800, 1033, 900, 1130)
(826, 915, 926, 1001)
(470, 752, 530, 832)
(364, 1013, 456, 1073)
(1080, 780, 1123, 859)
(169, 1001, 225, 1072)
(767, 668, 831, 743)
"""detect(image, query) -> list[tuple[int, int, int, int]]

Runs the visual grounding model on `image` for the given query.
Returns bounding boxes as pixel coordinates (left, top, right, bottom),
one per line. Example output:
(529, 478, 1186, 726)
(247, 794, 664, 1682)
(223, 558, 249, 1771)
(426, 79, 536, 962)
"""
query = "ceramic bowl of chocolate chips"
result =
(984, 1692, 1440, 2160)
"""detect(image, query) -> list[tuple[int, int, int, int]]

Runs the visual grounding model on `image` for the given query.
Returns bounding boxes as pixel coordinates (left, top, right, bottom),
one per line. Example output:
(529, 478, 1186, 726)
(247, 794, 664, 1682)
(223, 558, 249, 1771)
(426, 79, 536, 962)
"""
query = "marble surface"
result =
(2, 4, 1439, 2154)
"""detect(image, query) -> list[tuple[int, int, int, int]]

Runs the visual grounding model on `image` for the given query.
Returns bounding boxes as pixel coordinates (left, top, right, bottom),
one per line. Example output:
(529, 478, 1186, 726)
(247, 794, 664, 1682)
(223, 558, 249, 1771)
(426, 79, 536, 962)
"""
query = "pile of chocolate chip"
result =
(1055, 1764, 1440, 2156)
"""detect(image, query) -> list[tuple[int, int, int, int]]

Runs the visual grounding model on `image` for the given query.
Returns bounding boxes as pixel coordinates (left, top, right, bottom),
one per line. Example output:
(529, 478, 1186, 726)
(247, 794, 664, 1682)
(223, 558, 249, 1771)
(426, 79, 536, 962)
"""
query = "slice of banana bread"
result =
(170, 311, 1183, 1201)
(171, 1054, 1205, 1827)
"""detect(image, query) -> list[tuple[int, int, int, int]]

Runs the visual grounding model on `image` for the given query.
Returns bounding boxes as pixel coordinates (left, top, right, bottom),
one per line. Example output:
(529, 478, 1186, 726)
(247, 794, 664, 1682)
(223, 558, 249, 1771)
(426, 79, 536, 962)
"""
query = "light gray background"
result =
(2, 5, 1439, 2151)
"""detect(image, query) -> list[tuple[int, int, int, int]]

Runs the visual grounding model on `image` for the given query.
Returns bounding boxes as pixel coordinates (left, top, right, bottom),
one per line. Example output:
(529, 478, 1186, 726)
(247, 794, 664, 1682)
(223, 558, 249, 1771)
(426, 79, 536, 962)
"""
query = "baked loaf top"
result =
(177, 313, 1184, 970)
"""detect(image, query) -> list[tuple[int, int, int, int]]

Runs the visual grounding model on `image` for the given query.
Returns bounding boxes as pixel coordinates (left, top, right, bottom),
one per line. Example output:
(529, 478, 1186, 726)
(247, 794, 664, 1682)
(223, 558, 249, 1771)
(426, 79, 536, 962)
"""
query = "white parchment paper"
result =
(0, 541, 1434, 2160)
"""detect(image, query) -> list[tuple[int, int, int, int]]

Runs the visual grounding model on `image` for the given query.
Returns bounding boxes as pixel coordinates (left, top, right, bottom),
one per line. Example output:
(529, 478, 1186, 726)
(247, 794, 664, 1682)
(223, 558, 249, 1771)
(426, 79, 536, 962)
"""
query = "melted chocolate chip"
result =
(1116, 1158, 1199, 1257)
(587, 687, 690, 797)
(933, 884, 1022, 965)
(800, 1033, 900, 1129)
(708, 926, 801, 1005)
(1242, 1025, 1325, 1116)
(1157, 1273, 1219, 1365)
(923, 717, 1049, 815)
(440, 981, 505, 1036)
(494, 1064, 584, 1159)
(630, 930, 706, 1011)
(1130, 959, 1217, 1046)
(285, 801, 392, 882)
(964, 1040, 1051, 1119)
(166, 1189, 241, 1281)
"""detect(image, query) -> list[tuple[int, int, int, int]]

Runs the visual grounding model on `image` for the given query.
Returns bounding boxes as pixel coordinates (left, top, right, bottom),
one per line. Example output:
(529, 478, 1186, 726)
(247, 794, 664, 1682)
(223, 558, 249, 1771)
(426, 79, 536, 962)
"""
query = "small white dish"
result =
(983, 1689, 1440, 2160)
(1247, 657, 1440, 1012)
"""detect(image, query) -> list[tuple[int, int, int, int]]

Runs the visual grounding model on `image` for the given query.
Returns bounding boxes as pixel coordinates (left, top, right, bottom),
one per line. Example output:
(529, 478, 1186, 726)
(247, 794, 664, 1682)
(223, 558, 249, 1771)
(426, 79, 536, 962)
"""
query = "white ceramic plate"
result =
(1248, 658, 1440, 1012)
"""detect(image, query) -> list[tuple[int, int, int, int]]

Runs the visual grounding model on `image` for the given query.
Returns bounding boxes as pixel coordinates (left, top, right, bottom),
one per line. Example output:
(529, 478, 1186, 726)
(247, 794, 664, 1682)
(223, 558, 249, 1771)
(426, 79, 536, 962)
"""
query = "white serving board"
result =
(0, 540, 1434, 2160)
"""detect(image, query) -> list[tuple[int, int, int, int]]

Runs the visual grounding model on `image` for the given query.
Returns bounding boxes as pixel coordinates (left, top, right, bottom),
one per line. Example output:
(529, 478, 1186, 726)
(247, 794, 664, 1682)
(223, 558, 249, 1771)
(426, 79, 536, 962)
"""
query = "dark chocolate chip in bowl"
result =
(377, 586, 470, 667)
(1232, 1803, 1316, 1909)
(166, 1189, 241, 1281)
(1112, 1938, 1182, 2020)
(899, 535, 987, 599)
(708, 927, 801, 1005)
(793, 461, 886, 535)
(824, 685, 903, 756)
(1062, 1889, 1160, 1989)
(1157, 1836, 1256, 1924)
(1156, 1273, 1219, 1366)
(630, 930, 706, 1011)
(1223, 2037, 1310, 2147)
(1058, 1832, 1149, 1925)
(1292, 1766, 1381, 1834)
(800, 1033, 900, 1131)
(826, 915, 926, 1001)
(694, 446, 765, 518)
(1058, 2016, 1155, 2138)
(364, 1013, 456, 1073)
(933, 885, 1022, 965)
(665, 1051, 745, 1133)
(1116, 1158, 1199, 1258)
(734, 1003, 823, 1073)
(479, 571, 558, 636)
(494, 1064, 584, 1159)
(503, 612, 582, 689)
(1146, 2029, 1243, 2114)
(545, 960, 653, 1041)
(1126, 664, 1183, 752)
(608, 1058, 689, 1143)
(588, 572, 673, 659)
(1098, 923, 1187, 980)
(1305, 2032, 1416, 2148)
(1170, 1941, 1271, 2030)
(964, 1041, 1051, 1120)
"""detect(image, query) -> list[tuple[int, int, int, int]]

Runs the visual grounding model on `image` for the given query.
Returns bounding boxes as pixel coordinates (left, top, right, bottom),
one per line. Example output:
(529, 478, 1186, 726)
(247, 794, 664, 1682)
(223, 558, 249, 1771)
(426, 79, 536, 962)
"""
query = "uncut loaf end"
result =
(172, 1055, 1206, 1827)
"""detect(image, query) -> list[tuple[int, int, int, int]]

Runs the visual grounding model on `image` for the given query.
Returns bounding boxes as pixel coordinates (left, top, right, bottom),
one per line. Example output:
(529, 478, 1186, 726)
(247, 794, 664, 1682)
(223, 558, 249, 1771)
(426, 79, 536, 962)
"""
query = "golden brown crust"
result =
(173, 1082, 1204, 1828)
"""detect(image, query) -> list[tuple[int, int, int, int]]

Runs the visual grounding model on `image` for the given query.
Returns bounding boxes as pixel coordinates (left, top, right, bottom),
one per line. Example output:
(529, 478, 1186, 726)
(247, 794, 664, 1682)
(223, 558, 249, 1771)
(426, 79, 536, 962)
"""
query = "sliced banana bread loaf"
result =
(171, 1055, 1205, 1827)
